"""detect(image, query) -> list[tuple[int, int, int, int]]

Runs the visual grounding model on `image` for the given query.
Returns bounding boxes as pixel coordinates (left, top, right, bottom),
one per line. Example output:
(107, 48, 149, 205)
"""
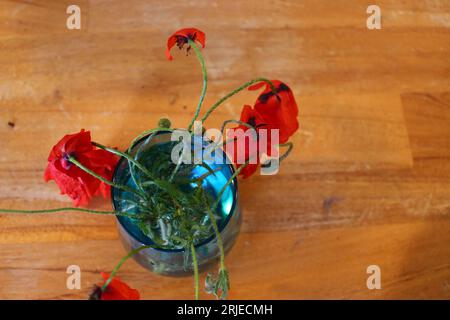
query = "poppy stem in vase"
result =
(204, 196, 226, 270)
(187, 39, 208, 132)
(213, 159, 251, 211)
(190, 243, 200, 300)
(94, 140, 149, 196)
(200, 78, 276, 124)
(68, 156, 147, 199)
(92, 142, 157, 181)
(128, 128, 175, 154)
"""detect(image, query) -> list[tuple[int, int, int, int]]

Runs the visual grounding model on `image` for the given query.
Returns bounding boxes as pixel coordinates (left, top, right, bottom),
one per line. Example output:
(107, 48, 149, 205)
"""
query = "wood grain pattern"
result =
(0, 0, 449, 299)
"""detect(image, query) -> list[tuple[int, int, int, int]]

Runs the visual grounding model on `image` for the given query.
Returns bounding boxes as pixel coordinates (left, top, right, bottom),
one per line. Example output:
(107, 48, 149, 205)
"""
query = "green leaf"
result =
(204, 269, 230, 300)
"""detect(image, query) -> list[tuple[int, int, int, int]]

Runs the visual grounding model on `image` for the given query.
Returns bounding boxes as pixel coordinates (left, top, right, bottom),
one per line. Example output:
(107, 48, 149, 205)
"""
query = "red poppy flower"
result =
(249, 80, 299, 144)
(44, 130, 118, 207)
(225, 105, 278, 179)
(89, 272, 140, 300)
(166, 28, 206, 60)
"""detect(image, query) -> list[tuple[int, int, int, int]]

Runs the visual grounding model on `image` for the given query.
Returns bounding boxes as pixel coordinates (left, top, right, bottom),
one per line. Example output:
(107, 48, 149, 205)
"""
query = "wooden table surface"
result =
(0, 0, 449, 299)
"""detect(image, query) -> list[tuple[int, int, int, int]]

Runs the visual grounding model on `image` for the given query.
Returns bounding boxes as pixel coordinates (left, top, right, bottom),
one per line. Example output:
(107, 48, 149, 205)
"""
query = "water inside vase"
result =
(113, 138, 237, 249)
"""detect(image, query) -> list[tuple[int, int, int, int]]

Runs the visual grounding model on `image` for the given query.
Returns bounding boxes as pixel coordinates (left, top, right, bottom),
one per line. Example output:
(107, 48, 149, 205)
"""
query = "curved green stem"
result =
(169, 152, 184, 182)
(68, 156, 146, 199)
(102, 245, 155, 291)
(278, 142, 294, 162)
(0, 207, 133, 218)
(92, 142, 156, 181)
(128, 133, 158, 195)
(212, 159, 251, 211)
(187, 39, 208, 132)
(190, 243, 200, 300)
(205, 119, 256, 156)
(127, 128, 175, 154)
(200, 78, 276, 124)
(96, 131, 183, 193)
(168, 129, 194, 182)
(220, 119, 254, 134)
(202, 190, 230, 300)
(94, 135, 191, 207)
(203, 195, 226, 269)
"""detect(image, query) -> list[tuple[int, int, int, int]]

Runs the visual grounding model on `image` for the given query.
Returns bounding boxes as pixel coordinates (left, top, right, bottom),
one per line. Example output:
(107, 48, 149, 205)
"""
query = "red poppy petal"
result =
(78, 150, 117, 199)
(165, 35, 177, 60)
(238, 105, 254, 123)
(251, 81, 299, 143)
(193, 29, 206, 48)
(101, 272, 111, 281)
(238, 105, 267, 129)
(82, 149, 118, 173)
(100, 272, 140, 300)
(248, 80, 283, 93)
(173, 28, 205, 45)
(166, 28, 206, 61)
(44, 130, 119, 206)
(63, 129, 92, 154)
(96, 182, 111, 199)
(47, 129, 92, 161)
(238, 163, 258, 179)
(248, 82, 266, 91)
(44, 164, 52, 182)
(44, 161, 91, 206)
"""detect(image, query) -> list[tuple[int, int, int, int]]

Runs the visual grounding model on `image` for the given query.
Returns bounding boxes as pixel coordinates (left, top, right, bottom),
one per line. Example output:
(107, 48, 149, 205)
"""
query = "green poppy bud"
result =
(158, 118, 171, 129)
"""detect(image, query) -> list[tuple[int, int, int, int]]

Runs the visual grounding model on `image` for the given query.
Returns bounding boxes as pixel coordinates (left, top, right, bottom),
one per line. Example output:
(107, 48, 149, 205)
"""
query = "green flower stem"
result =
(127, 128, 174, 154)
(94, 136, 190, 205)
(169, 153, 184, 182)
(200, 78, 276, 124)
(187, 39, 208, 132)
(220, 119, 254, 134)
(207, 135, 238, 156)
(212, 159, 251, 211)
(204, 119, 256, 155)
(190, 243, 200, 300)
(128, 133, 157, 195)
(199, 162, 253, 301)
(68, 156, 146, 199)
(0, 207, 133, 218)
(92, 142, 157, 181)
(216, 139, 293, 166)
(279, 141, 294, 162)
(202, 190, 229, 300)
(99, 133, 184, 198)
(204, 197, 226, 270)
(101, 244, 155, 292)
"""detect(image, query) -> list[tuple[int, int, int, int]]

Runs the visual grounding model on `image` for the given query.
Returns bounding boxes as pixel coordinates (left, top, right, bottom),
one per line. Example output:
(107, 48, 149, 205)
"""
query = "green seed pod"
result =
(158, 118, 171, 129)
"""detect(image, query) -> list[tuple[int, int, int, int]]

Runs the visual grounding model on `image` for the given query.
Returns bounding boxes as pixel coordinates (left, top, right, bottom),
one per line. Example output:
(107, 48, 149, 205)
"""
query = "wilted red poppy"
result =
(249, 80, 299, 144)
(166, 28, 206, 60)
(44, 130, 118, 207)
(225, 105, 278, 179)
(89, 272, 140, 300)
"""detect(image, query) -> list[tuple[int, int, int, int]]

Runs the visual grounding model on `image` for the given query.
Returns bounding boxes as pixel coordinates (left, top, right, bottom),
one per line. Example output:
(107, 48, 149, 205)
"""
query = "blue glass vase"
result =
(111, 131, 241, 276)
